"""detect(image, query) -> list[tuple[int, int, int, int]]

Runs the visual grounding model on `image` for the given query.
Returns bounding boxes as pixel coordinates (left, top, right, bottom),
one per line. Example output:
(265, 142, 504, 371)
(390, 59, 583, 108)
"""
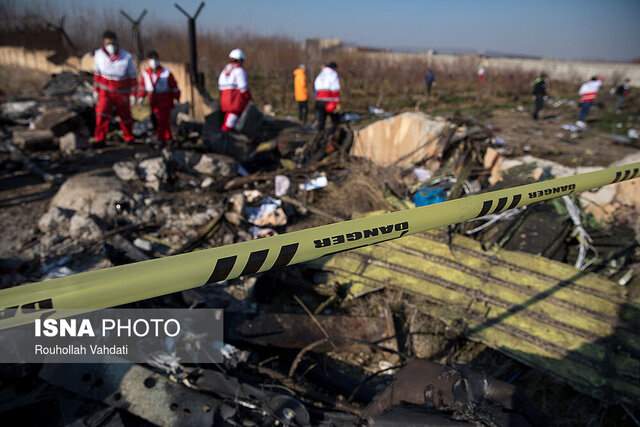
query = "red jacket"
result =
(218, 62, 251, 114)
(314, 67, 341, 112)
(578, 80, 602, 103)
(93, 48, 137, 94)
(137, 66, 180, 107)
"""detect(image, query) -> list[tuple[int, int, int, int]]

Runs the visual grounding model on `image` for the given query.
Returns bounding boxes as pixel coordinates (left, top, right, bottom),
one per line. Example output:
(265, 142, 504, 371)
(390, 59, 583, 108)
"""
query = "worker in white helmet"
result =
(218, 48, 252, 132)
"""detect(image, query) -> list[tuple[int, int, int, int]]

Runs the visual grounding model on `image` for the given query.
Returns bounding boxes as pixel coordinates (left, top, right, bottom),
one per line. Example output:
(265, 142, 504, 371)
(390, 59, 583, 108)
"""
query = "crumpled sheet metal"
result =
(39, 364, 216, 427)
(364, 359, 544, 427)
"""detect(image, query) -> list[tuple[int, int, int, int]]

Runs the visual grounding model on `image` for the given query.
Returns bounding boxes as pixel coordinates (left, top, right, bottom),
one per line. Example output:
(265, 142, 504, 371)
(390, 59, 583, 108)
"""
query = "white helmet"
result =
(229, 48, 245, 61)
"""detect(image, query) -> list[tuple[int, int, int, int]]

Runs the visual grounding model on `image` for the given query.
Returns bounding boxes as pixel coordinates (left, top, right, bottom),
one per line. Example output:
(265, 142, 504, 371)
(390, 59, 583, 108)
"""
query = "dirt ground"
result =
(488, 107, 639, 167)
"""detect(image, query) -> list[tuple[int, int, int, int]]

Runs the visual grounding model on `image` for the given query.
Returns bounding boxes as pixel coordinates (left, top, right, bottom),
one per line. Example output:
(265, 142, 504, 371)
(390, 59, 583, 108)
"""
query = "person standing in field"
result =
(532, 73, 547, 120)
(477, 66, 486, 83)
(314, 62, 341, 132)
(293, 64, 309, 124)
(614, 78, 631, 112)
(92, 30, 137, 146)
(218, 49, 252, 132)
(137, 50, 181, 144)
(576, 76, 602, 128)
(425, 68, 436, 96)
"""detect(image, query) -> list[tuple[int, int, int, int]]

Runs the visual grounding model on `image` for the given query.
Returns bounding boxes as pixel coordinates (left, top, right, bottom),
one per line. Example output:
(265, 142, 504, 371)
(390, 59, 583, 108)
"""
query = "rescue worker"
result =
(93, 30, 137, 146)
(477, 66, 486, 83)
(425, 68, 435, 96)
(532, 73, 547, 120)
(293, 64, 309, 124)
(577, 76, 603, 127)
(218, 49, 251, 132)
(137, 50, 181, 143)
(314, 62, 341, 132)
(614, 78, 631, 112)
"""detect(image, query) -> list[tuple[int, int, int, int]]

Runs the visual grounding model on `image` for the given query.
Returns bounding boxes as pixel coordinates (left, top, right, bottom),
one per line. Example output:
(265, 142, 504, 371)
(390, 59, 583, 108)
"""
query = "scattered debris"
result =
(299, 174, 328, 191)
(32, 107, 81, 137)
(352, 112, 451, 167)
(58, 130, 89, 154)
(68, 213, 103, 241)
(12, 129, 55, 150)
(412, 186, 446, 207)
(245, 197, 287, 227)
(1, 67, 639, 426)
(0, 100, 38, 121)
(138, 157, 168, 191)
(312, 228, 640, 403)
(413, 167, 432, 182)
(49, 171, 132, 221)
(113, 160, 138, 181)
(274, 174, 290, 197)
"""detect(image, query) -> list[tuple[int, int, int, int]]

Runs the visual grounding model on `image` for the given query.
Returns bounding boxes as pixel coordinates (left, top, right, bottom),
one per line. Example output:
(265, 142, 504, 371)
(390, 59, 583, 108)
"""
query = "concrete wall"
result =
(483, 56, 640, 83)
(0, 46, 212, 119)
(354, 49, 640, 84)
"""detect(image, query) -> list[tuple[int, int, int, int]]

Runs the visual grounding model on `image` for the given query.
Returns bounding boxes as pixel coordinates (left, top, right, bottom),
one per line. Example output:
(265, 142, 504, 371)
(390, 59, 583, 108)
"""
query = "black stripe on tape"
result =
(493, 197, 508, 214)
(477, 200, 493, 218)
(507, 194, 522, 210)
(272, 243, 299, 268)
(613, 171, 622, 183)
(241, 249, 269, 275)
(207, 256, 237, 283)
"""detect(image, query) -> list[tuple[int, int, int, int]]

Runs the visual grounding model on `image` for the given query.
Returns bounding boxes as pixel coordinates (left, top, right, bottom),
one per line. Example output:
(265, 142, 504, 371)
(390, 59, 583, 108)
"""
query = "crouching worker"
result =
(218, 49, 252, 132)
(314, 62, 341, 132)
(93, 30, 137, 146)
(137, 50, 181, 143)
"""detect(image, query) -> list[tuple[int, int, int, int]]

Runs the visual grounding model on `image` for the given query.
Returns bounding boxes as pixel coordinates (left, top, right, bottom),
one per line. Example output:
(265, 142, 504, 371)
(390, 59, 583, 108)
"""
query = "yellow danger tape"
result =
(1, 162, 638, 329)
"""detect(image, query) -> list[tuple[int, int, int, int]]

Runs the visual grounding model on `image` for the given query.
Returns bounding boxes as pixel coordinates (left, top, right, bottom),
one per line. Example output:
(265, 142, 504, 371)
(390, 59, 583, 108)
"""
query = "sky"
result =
(33, 0, 640, 61)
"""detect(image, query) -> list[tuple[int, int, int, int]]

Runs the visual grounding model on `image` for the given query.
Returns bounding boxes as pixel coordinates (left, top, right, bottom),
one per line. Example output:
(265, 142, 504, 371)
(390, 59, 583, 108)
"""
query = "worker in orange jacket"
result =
(293, 65, 308, 124)
(136, 50, 181, 143)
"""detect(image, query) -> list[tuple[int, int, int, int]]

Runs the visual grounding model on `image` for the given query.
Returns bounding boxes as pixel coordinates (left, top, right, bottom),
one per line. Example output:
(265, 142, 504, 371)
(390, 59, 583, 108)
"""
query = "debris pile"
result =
(1, 71, 640, 426)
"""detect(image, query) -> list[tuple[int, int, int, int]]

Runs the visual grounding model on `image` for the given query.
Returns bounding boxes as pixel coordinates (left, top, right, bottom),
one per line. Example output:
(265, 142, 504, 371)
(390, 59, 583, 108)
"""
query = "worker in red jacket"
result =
(137, 50, 181, 143)
(218, 49, 252, 132)
(314, 62, 341, 131)
(93, 30, 137, 146)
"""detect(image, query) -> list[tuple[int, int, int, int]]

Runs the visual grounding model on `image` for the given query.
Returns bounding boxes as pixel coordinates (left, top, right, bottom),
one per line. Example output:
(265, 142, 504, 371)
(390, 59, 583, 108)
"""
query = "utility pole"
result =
(45, 15, 77, 55)
(120, 9, 147, 61)
(174, 2, 205, 87)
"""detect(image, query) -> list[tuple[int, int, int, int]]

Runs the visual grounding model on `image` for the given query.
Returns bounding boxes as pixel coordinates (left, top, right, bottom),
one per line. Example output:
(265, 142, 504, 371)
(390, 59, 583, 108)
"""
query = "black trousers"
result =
(297, 101, 308, 124)
(315, 101, 339, 131)
(532, 96, 544, 120)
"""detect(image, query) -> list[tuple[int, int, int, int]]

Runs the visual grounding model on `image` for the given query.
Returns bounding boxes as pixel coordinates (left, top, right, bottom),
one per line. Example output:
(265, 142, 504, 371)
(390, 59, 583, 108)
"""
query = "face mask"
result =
(149, 59, 158, 69)
(105, 44, 117, 55)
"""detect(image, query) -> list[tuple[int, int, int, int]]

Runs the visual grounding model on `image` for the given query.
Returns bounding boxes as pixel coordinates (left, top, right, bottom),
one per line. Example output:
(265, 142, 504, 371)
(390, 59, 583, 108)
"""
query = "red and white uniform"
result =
(477, 67, 486, 83)
(137, 66, 180, 141)
(93, 47, 137, 142)
(578, 80, 602, 103)
(314, 67, 341, 112)
(218, 63, 251, 131)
